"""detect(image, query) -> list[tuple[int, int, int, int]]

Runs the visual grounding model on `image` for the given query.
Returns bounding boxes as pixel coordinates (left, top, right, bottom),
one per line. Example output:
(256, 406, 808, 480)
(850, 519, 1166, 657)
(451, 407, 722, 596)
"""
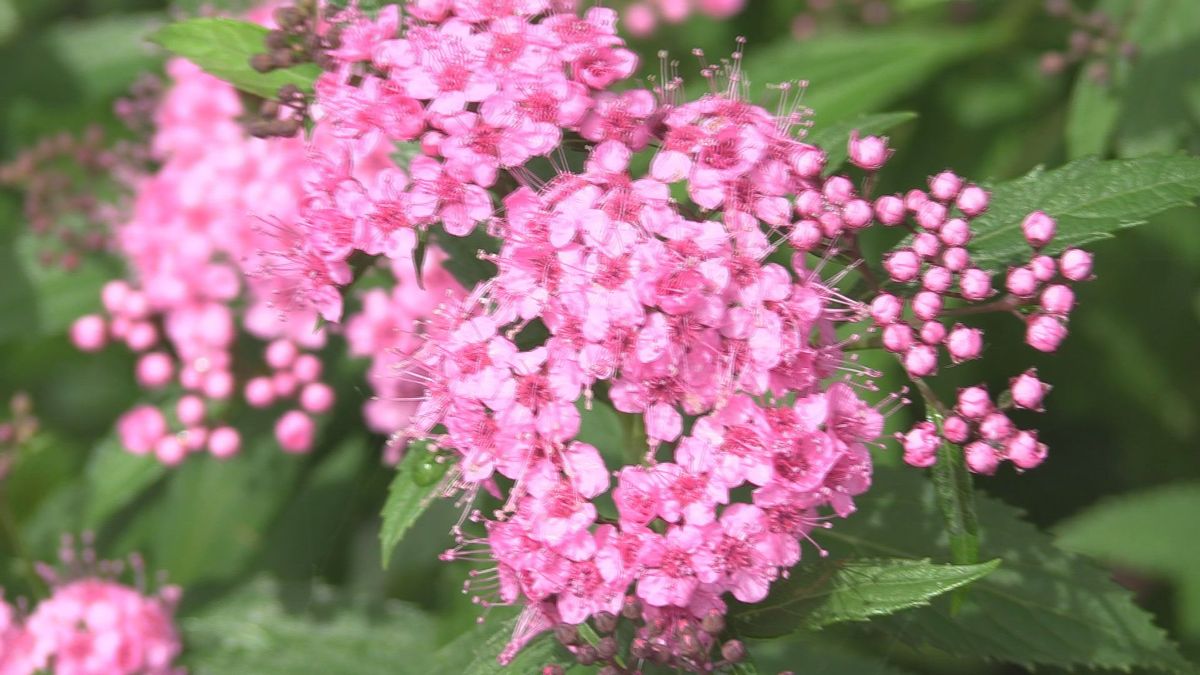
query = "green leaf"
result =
(12, 233, 116, 336)
(967, 155, 1200, 271)
(83, 435, 167, 529)
(1065, 75, 1120, 160)
(730, 557, 999, 638)
(183, 577, 437, 674)
(150, 18, 321, 99)
(824, 468, 1193, 672)
(1057, 482, 1200, 638)
(741, 26, 1000, 125)
(45, 13, 161, 101)
(433, 611, 568, 675)
(806, 111, 917, 174)
(575, 397, 623, 464)
(380, 440, 445, 569)
(434, 225, 499, 290)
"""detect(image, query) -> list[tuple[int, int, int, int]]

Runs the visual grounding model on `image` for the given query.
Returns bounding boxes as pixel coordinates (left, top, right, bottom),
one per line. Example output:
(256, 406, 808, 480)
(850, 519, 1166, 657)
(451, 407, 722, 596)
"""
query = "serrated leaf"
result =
(150, 18, 320, 99)
(84, 435, 167, 529)
(824, 468, 1193, 672)
(380, 441, 445, 569)
(807, 111, 917, 174)
(1057, 483, 1200, 638)
(967, 155, 1200, 271)
(730, 557, 999, 638)
(183, 577, 437, 675)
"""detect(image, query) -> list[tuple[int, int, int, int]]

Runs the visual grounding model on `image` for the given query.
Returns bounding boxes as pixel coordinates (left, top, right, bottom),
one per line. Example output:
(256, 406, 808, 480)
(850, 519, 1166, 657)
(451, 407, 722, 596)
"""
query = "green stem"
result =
(913, 379, 981, 613)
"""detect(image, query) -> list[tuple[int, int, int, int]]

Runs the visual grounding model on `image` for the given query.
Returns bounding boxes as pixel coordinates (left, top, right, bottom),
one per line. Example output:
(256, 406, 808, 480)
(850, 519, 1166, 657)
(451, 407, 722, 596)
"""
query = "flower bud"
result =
(300, 383, 335, 414)
(1030, 254, 1057, 282)
(818, 211, 844, 238)
(913, 232, 942, 259)
(1006, 430, 1047, 469)
(848, 131, 889, 171)
(1040, 284, 1074, 315)
(155, 436, 187, 466)
(842, 199, 874, 229)
(942, 247, 970, 272)
(71, 315, 107, 352)
(915, 200, 947, 231)
(869, 293, 903, 325)
(965, 441, 999, 474)
(176, 396, 205, 427)
(959, 267, 992, 301)
(789, 219, 822, 251)
(903, 344, 938, 377)
(920, 321, 946, 345)
(912, 291, 943, 321)
(137, 352, 174, 389)
(979, 412, 1014, 442)
(266, 339, 298, 369)
(822, 176, 854, 206)
(1010, 369, 1050, 410)
(874, 194, 905, 225)
(794, 189, 823, 217)
(904, 189, 928, 211)
(939, 218, 971, 247)
(884, 249, 921, 283)
(1026, 314, 1067, 352)
(1006, 266, 1038, 297)
(721, 640, 746, 663)
(901, 422, 939, 467)
(1059, 248, 1093, 281)
(955, 185, 990, 217)
(245, 376, 275, 408)
(275, 410, 315, 454)
(957, 386, 992, 420)
(791, 146, 826, 178)
(946, 325, 983, 362)
(208, 426, 241, 459)
(943, 415, 970, 444)
(922, 265, 952, 293)
(929, 171, 963, 201)
(203, 370, 234, 400)
(1021, 211, 1056, 248)
(882, 323, 914, 352)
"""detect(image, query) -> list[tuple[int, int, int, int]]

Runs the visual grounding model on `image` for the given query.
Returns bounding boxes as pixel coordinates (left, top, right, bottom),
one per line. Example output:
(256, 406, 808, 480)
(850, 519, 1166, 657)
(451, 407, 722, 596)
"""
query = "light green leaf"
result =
(380, 440, 445, 569)
(1057, 482, 1200, 638)
(825, 468, 1193, 672)
(967, 155, 1200, 271)
(806, 111, 917, 174)
(741, 26, 1000, 125)
(13, 233, 115, 336)
(730, 557, 999, 638)
(150, 18, 321, 99)
(46, 13, 161, 100)
(1065, 75, 1121, 160)
(84, 435, 167, 529)
(183, 577, 437, 675)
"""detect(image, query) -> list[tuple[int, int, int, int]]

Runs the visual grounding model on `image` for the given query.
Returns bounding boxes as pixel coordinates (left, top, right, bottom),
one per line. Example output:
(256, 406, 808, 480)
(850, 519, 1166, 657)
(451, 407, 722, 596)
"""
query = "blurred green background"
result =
(1, 0, 1198, 672)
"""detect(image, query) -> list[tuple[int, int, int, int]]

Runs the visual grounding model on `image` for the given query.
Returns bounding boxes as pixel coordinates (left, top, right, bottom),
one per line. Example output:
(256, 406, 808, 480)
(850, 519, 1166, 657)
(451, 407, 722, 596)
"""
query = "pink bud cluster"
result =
(620, 0, 747, 38)
(0, 540, 181, 675)
(888, 203, 1092, 472)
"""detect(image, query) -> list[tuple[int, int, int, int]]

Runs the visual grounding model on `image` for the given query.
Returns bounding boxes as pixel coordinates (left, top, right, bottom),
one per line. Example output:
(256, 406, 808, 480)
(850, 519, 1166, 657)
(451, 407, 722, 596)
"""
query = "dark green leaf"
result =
(83, 435, 167, 529)
(824, 468, 1193, 672)
(183, 577, 437, 675)
(807, 111, 917, 174)
(1057, 483, 1200, 638)
(433, 612, 567, 675)
(46, 13, 161, 101)
(730, 557, 998, 638)
(380, 440, 445, 569)
(13, 233, 115, 336)
(435, 225, 499, 290)
(150, 18, 321, 99)
(967, 155, 1200, 271)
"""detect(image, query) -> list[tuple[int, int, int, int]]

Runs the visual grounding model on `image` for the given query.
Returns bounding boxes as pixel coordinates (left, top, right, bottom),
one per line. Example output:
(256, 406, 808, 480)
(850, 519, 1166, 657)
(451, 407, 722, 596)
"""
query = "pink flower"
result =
(638, 527, 704, 608)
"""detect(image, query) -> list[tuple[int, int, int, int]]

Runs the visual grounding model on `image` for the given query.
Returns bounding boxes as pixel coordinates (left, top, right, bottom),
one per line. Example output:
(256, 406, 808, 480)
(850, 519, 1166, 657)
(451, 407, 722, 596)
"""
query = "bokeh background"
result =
(1, 0, 1198, 672)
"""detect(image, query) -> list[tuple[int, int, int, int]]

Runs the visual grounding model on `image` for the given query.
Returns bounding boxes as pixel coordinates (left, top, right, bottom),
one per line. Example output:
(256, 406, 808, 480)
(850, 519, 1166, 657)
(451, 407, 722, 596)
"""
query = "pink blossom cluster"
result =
(284, 2, 1095, 667)
(0, 544, 181, 675)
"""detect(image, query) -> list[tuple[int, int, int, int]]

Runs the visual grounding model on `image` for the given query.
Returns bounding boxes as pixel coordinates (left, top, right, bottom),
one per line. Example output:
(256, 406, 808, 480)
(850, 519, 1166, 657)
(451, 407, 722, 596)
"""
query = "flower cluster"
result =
(265, 1, 1102, 668)
(0, 539, 182, 675)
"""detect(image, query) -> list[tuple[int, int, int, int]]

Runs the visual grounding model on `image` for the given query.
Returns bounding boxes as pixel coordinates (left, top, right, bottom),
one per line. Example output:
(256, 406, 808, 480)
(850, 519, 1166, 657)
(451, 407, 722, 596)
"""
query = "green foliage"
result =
(1065, 75, 1121, 160)
(826, 469, 1192, 672)
(182, 577, 438, 674)
(967, 155, 1200, 271)
(730, 557, 999, 638)
(1058, 483, 1200, 639)
(379, 440, 445, 569)
(150, 18, 320, 99)
(435, 225, 500, 290)
(431, 611, 568, 675)
(83, 434, 166, 528)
